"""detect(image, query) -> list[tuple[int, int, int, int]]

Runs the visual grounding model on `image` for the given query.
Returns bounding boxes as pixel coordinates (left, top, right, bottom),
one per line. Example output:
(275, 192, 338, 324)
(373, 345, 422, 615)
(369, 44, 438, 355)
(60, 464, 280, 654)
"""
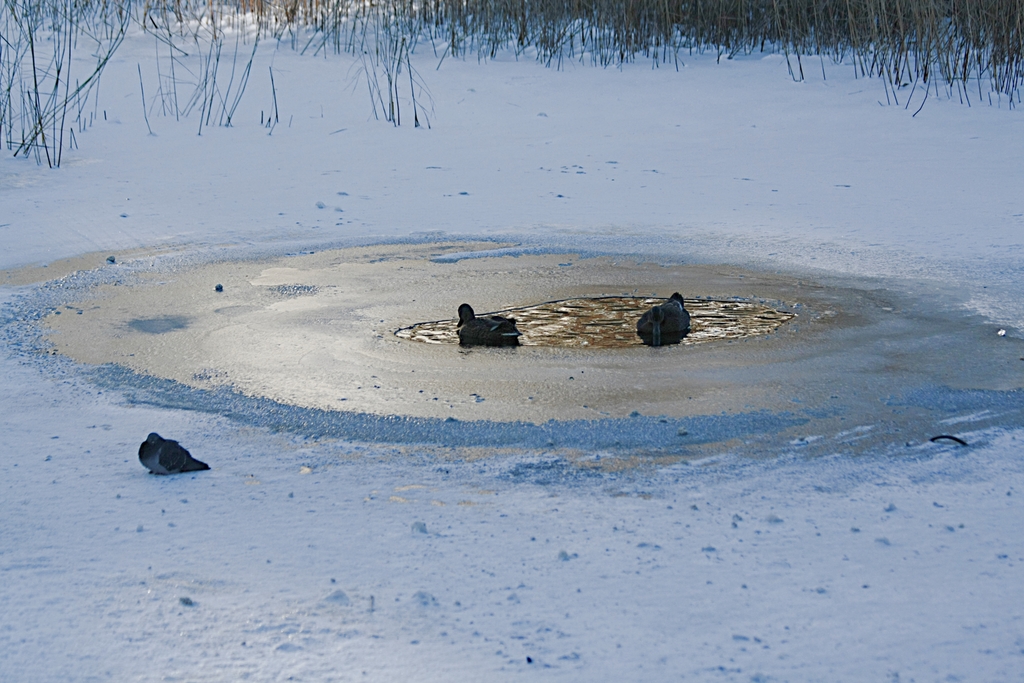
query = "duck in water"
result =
(637, 292, 690, 347)
(457, 303, 522, 347)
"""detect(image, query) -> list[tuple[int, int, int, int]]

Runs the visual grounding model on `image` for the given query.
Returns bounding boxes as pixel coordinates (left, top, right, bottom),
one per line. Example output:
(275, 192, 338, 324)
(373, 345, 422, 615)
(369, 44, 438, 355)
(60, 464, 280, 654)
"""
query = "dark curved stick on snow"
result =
(929, 435, 968, 446)
(456, 303, 521, 347)
(139, 433, 210, 474)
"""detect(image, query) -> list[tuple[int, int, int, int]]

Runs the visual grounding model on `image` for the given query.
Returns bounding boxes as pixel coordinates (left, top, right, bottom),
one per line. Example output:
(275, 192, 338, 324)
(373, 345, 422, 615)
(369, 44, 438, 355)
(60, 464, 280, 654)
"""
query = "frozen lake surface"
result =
(2, 29, 1024, 681)
(17, 239, 1024, 456)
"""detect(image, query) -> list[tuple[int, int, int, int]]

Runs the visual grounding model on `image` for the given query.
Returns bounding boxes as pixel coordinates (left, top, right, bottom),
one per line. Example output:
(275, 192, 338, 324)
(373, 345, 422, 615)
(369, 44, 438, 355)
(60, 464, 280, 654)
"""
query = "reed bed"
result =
(3, 0, 1023, 163)
(186, 0, 1024, 100)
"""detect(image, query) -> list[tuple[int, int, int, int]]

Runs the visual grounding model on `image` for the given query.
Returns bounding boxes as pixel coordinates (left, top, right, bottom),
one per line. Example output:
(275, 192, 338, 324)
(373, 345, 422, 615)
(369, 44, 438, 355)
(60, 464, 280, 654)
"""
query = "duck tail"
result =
(181, 458, 211, 472)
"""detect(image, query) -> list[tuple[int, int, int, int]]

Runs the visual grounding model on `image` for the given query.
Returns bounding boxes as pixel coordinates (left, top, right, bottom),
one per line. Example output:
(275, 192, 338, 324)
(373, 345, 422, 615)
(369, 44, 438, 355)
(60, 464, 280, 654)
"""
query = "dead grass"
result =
(3, 0, 1023, 161)
(182, 0, 1024, 105)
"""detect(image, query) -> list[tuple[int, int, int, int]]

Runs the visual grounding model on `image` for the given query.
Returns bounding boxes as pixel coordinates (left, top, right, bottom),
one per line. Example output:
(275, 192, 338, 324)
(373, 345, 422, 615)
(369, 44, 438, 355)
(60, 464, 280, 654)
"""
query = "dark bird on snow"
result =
(138, 433, 210, 475)
(637, 292, 691, 347)
(456, 303, 522, 347)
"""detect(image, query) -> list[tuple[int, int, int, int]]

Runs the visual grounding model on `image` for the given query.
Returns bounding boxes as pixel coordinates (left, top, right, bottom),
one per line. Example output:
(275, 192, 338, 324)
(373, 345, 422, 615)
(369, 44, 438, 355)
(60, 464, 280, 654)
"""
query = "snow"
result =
(2, 28, 1024, 681)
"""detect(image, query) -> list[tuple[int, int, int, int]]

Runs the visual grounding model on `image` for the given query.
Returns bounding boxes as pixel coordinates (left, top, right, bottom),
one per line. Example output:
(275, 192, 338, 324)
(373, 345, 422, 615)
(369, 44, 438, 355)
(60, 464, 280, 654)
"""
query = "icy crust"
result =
(4, 236, 1023, 459)
(81, 364, 1024, 457)
(88, 363, 810, 452)
(1, 242, 801, 457)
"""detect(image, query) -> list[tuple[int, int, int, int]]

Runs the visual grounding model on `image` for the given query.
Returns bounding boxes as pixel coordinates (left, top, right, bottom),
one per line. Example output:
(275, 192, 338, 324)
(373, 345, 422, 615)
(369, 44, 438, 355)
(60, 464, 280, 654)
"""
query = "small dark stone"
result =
(106, 255, 116, 264)
(179, 597, 194, 606)
(214, 284, 223, 292)
(526, 657, 533, 664)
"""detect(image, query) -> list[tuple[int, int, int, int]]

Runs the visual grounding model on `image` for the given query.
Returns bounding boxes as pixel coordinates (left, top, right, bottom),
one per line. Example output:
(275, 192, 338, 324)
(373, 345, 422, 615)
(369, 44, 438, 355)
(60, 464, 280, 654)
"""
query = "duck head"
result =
(457, 303, 475, 327)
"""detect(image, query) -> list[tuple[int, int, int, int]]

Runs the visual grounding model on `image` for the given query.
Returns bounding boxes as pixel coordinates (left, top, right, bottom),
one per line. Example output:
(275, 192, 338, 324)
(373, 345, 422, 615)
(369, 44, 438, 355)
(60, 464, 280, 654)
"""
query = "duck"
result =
(138, 433, 210, 475)
(636, 292, 691, 347)
(456, 303, 521, 347)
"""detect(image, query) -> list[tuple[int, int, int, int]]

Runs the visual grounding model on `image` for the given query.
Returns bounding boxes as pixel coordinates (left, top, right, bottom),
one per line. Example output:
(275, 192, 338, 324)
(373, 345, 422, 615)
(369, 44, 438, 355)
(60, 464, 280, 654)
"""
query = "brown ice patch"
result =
(43, 239, 1024, 440)
(38, 241, 848, 424)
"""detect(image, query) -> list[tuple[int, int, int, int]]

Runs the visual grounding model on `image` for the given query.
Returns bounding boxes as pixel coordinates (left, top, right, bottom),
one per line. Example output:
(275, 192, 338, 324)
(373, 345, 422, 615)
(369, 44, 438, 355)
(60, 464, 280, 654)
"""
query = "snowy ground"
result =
(2, 29, 1024, 681)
